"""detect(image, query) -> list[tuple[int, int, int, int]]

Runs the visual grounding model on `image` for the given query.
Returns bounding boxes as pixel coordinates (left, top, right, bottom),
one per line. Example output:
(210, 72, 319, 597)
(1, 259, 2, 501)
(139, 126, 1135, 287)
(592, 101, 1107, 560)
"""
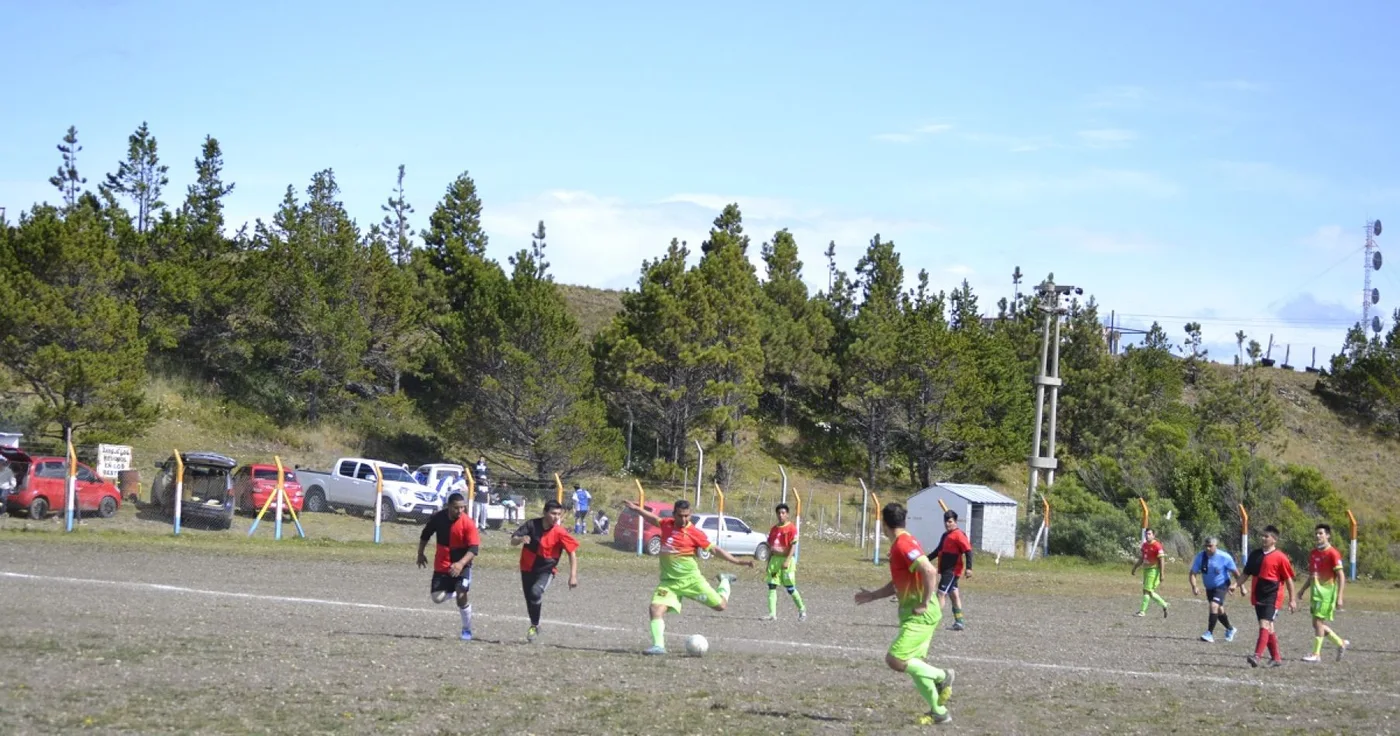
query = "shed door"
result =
(970, 504, 985, 549)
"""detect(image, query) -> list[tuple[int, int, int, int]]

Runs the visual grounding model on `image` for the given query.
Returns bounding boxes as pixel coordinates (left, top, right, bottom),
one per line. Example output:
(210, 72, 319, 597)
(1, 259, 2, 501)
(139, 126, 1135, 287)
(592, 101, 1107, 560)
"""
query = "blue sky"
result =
(3, 0, 1399, 365)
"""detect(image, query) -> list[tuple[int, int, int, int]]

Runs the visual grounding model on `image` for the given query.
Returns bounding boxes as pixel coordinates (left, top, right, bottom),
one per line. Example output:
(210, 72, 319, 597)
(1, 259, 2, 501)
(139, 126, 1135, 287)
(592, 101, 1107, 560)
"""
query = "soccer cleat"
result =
(797, 610, 807, 622)
(642, 645, 667, 656)
(918, 711, 953, 726)
(950, 621, 965, 631)
(1268, 659, 1284, 668)
(1134, 611, 1146, 617)
(936, 669, 955, 707)
(1224, 627, 1238, 642)
(1163, 605, 1170, 619)
(1246, 654, 1260, 668)
(526, 625, 538, 643)
(1301, 654, 1321, 663)
(460, 629, 473, 641)
(760, 614, 776, 621)
(1337, 640, 1350, 662)
(718, 573, 739, 584)
(1201, 632, 1215, 643)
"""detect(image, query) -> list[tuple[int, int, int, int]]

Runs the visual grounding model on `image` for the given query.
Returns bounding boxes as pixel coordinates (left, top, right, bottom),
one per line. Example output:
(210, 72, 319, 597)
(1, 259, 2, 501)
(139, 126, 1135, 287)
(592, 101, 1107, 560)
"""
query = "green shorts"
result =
(765, 555, 797, 587)
(651, 574, 722, 613)
(1142, 567, 1161, 592)
(1310, 582, 1338, 621)
(888, 604, 943, 662)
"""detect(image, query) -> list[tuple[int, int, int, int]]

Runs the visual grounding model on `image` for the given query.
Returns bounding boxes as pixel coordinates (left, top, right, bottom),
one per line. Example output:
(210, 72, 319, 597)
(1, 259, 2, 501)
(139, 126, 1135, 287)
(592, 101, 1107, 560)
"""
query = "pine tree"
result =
(48, 126, 86, 209)
(102, 122, 169, 234)
(380, 164, 415, 266)
(759, 228, 833, 426)
(840, 235, 907, 490)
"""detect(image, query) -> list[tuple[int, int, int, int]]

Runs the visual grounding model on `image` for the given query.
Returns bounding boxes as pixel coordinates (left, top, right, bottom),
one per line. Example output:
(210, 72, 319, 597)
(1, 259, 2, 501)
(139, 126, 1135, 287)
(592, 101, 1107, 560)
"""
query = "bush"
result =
(1045, 512, 1140, 563)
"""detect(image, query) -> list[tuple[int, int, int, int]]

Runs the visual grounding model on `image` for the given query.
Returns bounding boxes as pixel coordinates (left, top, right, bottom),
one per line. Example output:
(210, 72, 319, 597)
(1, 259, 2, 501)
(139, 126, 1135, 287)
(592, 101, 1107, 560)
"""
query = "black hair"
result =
(674, 499, 691, 512)
(1315, 523, 1332, 535)
(775, 503, 790, 513)
(1263, 524, 1281, 536)
(881, 502, 907, 530)
(543, 500, 563, 513)
(446, 492, 466, 505)
(1144, 527, 1155, 535)
(943, 510, 958, 522)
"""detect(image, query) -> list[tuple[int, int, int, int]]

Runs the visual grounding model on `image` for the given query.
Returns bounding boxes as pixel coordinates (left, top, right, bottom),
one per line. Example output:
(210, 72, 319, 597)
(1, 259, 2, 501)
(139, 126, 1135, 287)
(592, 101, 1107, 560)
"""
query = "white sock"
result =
(459, 605, 472, 631)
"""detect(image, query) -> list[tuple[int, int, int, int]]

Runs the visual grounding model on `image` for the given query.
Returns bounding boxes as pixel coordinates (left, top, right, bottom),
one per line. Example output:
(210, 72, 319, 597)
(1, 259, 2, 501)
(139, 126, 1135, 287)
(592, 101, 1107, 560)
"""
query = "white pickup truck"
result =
(413, 463, 516, 529)
(298, 457, 441, 523)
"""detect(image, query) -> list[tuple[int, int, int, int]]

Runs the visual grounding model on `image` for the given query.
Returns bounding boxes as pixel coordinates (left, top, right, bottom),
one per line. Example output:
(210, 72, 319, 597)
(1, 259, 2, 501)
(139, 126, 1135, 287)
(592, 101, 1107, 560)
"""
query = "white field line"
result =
(2, 570, 1395, 700)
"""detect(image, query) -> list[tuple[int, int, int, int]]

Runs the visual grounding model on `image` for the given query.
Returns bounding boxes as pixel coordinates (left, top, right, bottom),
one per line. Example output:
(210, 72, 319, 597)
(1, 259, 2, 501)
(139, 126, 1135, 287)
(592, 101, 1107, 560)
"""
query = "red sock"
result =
(1267, 632, 1280, 661)
(1254, 630, 1269, 658)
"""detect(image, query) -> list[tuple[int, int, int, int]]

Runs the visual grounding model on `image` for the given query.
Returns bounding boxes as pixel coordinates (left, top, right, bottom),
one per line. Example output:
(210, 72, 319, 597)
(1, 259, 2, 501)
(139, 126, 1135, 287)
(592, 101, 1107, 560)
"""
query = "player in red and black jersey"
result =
(927, 509, 974, 630)
(510, 500, 580, 643)
(1238, 524, 1297, 668)
(416, 493, 481, 641)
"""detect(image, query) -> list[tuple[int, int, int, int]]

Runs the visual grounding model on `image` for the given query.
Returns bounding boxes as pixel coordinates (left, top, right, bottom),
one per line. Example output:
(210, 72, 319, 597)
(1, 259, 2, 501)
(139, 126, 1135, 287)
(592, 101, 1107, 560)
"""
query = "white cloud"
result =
(481, 190, 942, 291)
(1077, 128, 1138, 148)
(960, 131, 1057, 153)
(945, 264, 974, 277)
(1205, 160, 1323, 197)
(1085, 85, 1148, 109)
(872, 123, 954, 144)
(929, 168, 1178, 200)
(1036, 225, 1161, 254)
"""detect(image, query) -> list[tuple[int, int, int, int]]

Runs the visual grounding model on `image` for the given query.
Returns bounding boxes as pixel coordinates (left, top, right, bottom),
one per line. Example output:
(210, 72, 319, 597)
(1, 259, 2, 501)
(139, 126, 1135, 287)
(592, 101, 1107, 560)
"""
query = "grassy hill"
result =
(557, 283, 625, 339)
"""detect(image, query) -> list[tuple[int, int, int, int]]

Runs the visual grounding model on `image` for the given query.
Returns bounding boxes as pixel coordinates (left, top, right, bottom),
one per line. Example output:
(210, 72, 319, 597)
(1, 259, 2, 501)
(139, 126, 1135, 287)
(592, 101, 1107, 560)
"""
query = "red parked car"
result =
(614, 501, 674, 555)
(1, 448, 122, 519)
(232, 463, 305, 515)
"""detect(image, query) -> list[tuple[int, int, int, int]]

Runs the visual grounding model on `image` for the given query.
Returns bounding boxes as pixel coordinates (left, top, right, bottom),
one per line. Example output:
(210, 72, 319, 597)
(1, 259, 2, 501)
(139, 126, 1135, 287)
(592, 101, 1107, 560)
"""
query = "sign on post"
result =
(96, 444, 132, 481)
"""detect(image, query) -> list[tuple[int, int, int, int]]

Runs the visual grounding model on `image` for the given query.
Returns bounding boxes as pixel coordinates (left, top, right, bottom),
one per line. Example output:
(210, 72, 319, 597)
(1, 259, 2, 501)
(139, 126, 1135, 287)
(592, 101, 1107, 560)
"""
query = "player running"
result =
(510, 499, 580, 643)
(762, 503, 807, 622)
(1130, 527, 1170, 618)
(1296, 523, 1350, 662)
(416, 492, 481, 640)
(623, 498, 754, 655)
(926, 509, 973, 630)
(855, 502, 955, 726)
(1188, 537, 1242, 643)
(1238, 524, 1297, 668)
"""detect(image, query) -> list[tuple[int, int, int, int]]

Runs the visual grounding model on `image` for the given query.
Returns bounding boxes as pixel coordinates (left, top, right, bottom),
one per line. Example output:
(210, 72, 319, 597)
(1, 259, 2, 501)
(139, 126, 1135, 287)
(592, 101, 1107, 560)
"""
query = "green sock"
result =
(716, 576, 732, 601)
(649, 618, 665, 648)
(953, 607, 964, 622)
(767, 588, 778, 617)
(1326, 631, 1345, 647)
(904, 660, 947, 715)
(790, 589, 805, 612)
(1139, 595, 1150, 614)
(1312, 636, 1324, 656)
(1150, 593, 1169, 608)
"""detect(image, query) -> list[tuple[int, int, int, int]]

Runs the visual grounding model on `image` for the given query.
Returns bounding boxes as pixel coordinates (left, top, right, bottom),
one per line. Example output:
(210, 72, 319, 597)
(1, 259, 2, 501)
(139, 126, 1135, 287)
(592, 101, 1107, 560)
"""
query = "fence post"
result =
(858, 479, 870, 550)
(634, 479, 646, 556)
(870, 492, 882, 564)
(1238, 504, 1249, 560)
(1347, 509, 1358, 581)
(714, 482, 727, 552)
(792, 485, 803, 563)
(173, 450, 184, 536)
(64, 435, 78, 533)
(693, 440, 704, 510)
(373, 464, 384, 544)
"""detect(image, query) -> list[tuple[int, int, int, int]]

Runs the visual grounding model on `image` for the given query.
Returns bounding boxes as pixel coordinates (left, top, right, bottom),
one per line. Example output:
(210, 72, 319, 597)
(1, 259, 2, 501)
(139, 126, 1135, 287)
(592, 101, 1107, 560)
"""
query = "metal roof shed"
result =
(907, 483, 1019, 559)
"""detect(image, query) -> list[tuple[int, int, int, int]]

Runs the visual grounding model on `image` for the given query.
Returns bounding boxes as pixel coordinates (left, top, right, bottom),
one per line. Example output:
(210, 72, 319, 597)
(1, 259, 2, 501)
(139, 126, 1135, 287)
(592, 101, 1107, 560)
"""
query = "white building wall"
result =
(979, 504, 1018, 558)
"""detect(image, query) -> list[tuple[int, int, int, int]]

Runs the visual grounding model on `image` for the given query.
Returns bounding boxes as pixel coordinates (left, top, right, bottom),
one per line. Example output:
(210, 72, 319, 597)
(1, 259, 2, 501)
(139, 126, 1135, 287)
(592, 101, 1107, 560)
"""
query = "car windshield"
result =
(253, 469, 297, 481)
(376, 466, 414, 483)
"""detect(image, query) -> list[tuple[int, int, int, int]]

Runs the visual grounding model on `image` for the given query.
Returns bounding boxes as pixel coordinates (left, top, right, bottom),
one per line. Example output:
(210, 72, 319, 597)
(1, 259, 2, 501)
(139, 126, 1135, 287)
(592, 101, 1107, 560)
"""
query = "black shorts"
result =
(937, 573, 960, 594)
(1254, 603, 1278, 622)
(1206, 587, 1229, 606)
(431, 569, 473, 595)
(521, 569, 555, 605)
(574, 509, 588, 521)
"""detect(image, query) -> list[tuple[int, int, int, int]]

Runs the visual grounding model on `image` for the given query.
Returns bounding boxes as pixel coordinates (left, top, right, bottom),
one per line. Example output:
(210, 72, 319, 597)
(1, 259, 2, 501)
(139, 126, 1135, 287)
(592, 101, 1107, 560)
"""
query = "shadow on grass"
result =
(545, 642, 653, 657)
(735, 706, 847, 723)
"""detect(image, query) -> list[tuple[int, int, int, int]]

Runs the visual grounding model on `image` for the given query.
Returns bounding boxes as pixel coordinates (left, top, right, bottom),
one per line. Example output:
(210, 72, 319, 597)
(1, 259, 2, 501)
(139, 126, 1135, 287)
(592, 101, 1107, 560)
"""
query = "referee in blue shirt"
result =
(1188, 537, 1244, 643)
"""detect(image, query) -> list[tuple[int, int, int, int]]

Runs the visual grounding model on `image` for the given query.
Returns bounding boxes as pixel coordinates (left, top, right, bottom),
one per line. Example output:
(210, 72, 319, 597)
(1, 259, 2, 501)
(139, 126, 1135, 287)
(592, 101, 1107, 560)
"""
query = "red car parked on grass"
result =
(232, 463, 304, 515)
(1, 448, 122, 519)
(613, 500, 674, 555)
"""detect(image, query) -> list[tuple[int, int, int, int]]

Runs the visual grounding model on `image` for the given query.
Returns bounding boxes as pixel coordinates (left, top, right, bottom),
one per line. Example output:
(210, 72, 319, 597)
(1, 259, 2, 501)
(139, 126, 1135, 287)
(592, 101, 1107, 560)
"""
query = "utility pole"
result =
(1026, 278, 1082, 540)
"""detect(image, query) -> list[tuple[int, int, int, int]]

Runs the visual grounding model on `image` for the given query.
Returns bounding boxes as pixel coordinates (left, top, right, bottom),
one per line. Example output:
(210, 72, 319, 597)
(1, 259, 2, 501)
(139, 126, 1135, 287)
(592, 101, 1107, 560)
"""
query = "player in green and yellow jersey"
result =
(1296, 523, 1350, 662)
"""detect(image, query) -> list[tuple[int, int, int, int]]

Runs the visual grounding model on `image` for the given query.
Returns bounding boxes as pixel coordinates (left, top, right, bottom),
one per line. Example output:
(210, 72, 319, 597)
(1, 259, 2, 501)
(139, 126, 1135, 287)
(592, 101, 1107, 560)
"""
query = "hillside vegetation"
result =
(5, 123, 1400, 576)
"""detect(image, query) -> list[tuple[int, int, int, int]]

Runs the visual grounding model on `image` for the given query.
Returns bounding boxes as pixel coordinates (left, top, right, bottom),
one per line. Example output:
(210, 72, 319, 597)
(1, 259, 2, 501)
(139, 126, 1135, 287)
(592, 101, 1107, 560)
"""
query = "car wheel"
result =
(304, 488, 327, 513)
(28, 497, 49, 519)
(646, 535, 662, 556)
(754, 543, 770, 562)
(378, 503, 398, 524)
(97, 496, 118, 519)
(237, 492, 255, 515)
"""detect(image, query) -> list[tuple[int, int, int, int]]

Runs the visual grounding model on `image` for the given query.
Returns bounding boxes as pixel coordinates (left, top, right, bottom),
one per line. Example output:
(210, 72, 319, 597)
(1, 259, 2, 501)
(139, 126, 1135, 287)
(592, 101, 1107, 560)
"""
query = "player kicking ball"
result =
(624, 499, 754, 655)
(855, 502, 954, 726)
(1296, 524, 1350, 662)
(416, 493, 481, 640)
(510, 499, 580, 643)
(762, 503, 807, 622)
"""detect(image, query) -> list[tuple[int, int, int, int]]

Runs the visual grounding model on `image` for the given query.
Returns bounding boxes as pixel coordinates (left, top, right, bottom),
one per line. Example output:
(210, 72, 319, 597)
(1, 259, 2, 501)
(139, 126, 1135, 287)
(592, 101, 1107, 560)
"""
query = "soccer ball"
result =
(684, 634, 709, 657)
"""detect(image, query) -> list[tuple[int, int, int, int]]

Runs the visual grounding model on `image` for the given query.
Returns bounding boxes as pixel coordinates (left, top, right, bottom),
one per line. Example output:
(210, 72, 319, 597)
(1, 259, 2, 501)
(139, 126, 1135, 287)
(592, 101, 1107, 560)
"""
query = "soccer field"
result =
(1, 535, 1396, 735)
